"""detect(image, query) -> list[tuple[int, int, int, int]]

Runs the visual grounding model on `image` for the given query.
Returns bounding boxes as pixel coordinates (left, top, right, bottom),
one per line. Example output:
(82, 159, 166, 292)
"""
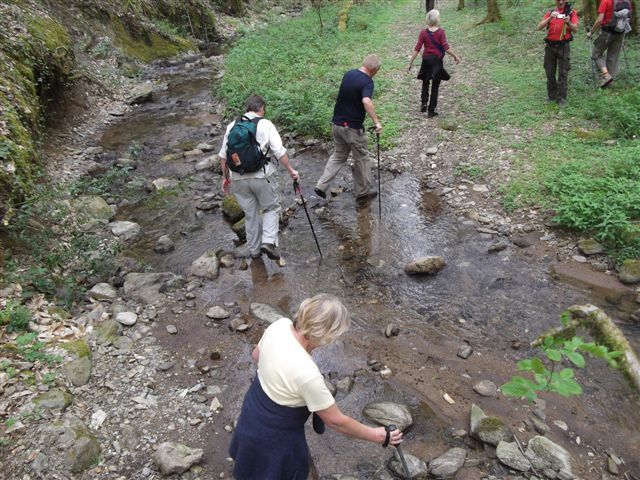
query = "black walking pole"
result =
(385, 425, 409, 477)
(293, 180, 323, 259)
(377, 133, 382, 218)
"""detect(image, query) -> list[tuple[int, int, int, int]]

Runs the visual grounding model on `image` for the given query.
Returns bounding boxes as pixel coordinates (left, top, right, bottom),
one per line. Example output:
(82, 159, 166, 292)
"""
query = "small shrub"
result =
(0, 301, 32, 333)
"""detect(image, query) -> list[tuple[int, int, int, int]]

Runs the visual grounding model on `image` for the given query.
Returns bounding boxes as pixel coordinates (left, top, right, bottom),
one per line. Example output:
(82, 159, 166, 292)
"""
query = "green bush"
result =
(0, 301, 32, 333)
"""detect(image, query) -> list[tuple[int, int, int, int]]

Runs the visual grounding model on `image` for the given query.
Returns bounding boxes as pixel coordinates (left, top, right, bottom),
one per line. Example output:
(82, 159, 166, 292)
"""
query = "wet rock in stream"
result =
(404, 256, 446, 275)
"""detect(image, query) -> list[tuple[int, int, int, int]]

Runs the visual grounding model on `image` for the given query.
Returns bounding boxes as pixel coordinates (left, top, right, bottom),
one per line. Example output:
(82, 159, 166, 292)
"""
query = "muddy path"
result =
(36, 2, 640, 479)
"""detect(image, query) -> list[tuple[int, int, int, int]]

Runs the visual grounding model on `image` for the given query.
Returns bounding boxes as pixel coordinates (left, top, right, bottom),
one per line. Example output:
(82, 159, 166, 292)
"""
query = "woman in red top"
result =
(408, 9, 460, 118)
(536, 0, 579, 105)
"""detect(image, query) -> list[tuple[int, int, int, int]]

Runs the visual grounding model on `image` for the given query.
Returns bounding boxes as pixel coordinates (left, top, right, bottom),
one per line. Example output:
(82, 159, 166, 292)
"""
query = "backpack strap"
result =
(426, 30, 446, 57)
(248, 116, 271, 160)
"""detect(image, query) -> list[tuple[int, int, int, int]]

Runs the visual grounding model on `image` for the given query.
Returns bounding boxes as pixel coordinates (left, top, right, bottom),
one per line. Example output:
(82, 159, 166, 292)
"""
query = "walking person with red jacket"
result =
(587, 0, 633, 88)
(408, 9, 460, 118)
(537, 0, 579, 106)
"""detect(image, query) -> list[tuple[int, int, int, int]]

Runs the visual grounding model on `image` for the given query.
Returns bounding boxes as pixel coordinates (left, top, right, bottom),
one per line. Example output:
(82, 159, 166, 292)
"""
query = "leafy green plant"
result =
(0, 301, 32, 333)
(4, 418, 17, 428)
(502, 313, 623, 400)
(15, 333, 61, 366)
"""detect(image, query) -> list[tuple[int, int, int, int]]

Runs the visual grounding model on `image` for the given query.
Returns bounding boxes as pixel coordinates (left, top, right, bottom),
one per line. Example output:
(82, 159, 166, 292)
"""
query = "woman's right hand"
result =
(376, 426, 403, 446)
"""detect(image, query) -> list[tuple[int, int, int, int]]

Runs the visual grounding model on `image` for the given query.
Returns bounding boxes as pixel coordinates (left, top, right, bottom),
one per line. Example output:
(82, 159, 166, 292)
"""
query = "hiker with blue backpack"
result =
(408, 9, 460, 118)
(218, 95, 299, 263)
(587, 0, 633, 88)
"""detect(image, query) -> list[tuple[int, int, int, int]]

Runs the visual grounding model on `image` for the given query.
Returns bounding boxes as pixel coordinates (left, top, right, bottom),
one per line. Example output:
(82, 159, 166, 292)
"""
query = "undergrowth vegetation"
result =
(442, 1, 640, 261)
(217, 0, 410, 148)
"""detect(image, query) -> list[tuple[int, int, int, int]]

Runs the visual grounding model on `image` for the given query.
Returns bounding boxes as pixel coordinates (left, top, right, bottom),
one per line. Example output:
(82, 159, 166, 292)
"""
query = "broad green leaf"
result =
(530, 357, 546, 374)
(543, 336, 554, 348)
(566, 351, 585, 368)
(554, 378, 583, 397)
(502, 377, 533, 398)
(560, 311, 572, 327)
(546, 349, 562, 362)
(517, 359, 533, 371)
(559, 368, 575, 379)
(607, 351, 624, 359)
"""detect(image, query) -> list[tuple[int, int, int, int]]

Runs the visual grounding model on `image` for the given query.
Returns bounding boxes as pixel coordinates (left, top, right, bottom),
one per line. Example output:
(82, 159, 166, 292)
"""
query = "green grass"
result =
(216, 0, 411, 148)
(441, 1, 640, 261)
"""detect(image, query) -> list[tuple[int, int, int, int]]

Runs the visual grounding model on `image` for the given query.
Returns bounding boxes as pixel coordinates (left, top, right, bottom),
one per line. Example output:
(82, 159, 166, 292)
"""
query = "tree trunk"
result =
(478, 0, 501, 24)
(457, 0, 465, 11)
(582, 0, 597, 28)
(631, 0, 638, 34)
(426, 0, 436, 11)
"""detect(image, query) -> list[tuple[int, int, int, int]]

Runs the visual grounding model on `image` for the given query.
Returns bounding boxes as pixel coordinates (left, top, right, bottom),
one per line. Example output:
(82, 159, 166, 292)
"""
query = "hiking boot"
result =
(314, 187, 326, 199)
(599, 72, 613, 88)
(260, 243, 281, 261)
(420, 104, 427, 113)
(356, 191, 378, 204)
(427, 111, 439, 118)
(557, 98, 567, 107)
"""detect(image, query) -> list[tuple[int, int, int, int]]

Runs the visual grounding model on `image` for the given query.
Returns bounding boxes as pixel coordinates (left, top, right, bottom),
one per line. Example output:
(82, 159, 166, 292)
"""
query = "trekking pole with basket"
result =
(368, 127, 383, 219)
(293, 180, 323, 259)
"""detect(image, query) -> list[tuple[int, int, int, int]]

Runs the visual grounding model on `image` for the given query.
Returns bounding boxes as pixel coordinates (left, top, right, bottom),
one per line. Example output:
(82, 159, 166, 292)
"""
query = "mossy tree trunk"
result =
(457, 0, 465, 10)
(478, 0, 502, 24)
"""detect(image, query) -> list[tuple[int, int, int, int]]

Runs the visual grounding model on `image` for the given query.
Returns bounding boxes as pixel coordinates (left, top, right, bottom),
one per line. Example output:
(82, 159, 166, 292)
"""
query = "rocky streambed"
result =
(1, 33, 640, 480)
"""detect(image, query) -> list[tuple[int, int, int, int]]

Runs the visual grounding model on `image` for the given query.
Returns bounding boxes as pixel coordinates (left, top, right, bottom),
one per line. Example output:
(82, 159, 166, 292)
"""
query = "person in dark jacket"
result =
(408, 9, 460, 118)
(229, 294, 403, 480)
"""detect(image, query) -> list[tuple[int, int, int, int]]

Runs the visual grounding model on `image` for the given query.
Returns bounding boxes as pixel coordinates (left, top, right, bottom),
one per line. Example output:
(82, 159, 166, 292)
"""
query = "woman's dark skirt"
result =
(229, 377, 312, 480)
(417, 54, 450, 81)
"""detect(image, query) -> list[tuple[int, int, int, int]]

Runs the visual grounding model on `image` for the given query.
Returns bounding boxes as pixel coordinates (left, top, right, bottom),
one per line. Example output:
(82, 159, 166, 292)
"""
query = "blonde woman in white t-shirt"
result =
(228, 294, 403, 480)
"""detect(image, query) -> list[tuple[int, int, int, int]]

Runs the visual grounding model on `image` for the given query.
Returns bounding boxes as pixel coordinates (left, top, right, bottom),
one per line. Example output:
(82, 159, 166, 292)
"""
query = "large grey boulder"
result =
(72, 195, 115, 222)
(469, 404, 513, 446)
(128, 83, 153, 104)
(187, 251, 220, 280)
(404, 256, 446, 275)
(109, 221, 141, 241)
(428, 447, 467, 478)
(388, 450, 428, 479)
(124, 272, 177, 304)
(577, 238, 604, 256)
(362, 401, 413, 432)
(87, 283, 117, 301)
(33, 389, 73, 410)
(63, 357, 92, 387)
(154, 235, 175, 254)
(525, 435, 572, 474)
(64, 427, 101, 473)
(222, 194, 245, 223)
(250, 303, 286, 324)
(497, 441, 530, 472)
(154, 442, 203, 476)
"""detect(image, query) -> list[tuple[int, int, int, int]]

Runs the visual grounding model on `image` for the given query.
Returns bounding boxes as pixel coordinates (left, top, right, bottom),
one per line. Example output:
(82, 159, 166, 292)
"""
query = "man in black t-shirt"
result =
(315, 55, 382, 204)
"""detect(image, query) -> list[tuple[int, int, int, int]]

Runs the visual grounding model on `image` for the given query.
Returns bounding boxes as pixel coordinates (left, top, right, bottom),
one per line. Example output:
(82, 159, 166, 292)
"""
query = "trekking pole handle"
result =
(293, 179, 300, 194)
(383, 424, 396, 448)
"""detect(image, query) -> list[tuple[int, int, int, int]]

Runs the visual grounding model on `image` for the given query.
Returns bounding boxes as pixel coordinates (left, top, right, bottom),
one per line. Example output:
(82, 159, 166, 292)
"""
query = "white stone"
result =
(116, 312, 138, 326)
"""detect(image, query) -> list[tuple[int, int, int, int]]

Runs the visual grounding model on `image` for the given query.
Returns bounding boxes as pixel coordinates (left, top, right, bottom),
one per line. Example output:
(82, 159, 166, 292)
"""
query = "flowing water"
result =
(97, 53, 640, 476)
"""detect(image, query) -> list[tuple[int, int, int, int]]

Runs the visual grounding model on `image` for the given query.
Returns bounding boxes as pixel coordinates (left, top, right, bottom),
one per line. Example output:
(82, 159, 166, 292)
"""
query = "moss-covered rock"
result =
(231, 217, 246, 240)
(33, 388, 73, 410)
(60, 339, 91, 359)
(619, 259, 640, 285)
(222, 194, 245, 223)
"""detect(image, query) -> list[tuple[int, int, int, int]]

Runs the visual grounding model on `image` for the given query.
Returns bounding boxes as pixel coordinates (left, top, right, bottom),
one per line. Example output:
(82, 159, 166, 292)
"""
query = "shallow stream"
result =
(98, 53, 640, 476)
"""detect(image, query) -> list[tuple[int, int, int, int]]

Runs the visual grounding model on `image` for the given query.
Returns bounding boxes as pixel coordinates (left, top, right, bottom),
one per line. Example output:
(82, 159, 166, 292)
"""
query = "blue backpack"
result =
(226, 115, 270, 174)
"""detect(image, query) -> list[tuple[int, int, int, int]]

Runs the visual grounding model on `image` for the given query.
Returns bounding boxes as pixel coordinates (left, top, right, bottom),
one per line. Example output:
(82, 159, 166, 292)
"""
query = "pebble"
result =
(115, 312, 138, 326)
(553, 419, 569, 431)
(379, 367, 393, 379)
(166, 325, 178, 334)
(457, 343, 473, 359)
